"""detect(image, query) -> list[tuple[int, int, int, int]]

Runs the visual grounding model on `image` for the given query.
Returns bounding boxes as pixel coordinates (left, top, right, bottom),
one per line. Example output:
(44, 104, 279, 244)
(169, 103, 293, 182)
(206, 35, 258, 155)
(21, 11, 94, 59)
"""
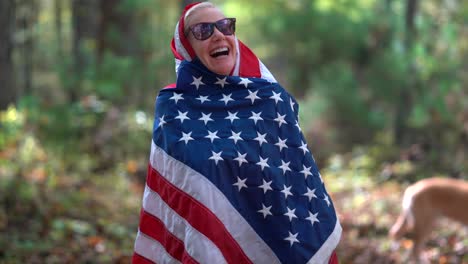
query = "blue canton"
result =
(152, 60, 338, 264)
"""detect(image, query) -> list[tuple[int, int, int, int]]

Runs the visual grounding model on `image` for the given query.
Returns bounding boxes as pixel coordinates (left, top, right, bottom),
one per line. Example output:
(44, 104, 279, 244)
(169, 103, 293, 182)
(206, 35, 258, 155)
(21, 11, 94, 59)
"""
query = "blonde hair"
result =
(184, 2, 221, 35)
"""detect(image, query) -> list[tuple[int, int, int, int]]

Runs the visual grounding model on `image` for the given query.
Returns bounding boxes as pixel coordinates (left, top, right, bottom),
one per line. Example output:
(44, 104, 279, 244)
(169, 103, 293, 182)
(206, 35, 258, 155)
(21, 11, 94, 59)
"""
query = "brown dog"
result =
(389, 177, 468, 262)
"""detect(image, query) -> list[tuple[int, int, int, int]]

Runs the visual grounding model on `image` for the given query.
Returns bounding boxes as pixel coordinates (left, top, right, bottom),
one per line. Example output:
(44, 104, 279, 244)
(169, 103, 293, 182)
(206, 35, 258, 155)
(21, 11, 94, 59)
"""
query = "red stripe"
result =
(139, 209, 199, 264)
(132, 252, 155, 264)
(171, 39, 185, 60)
(163, 83, 177, 89)
(146, 163, 252, 264)
(171, 2, 199, 60)
(178, 5, 196, 59)
(328, 251, 339, 264)
(178, 22, 195, 59)
(238, 41, 261, 78)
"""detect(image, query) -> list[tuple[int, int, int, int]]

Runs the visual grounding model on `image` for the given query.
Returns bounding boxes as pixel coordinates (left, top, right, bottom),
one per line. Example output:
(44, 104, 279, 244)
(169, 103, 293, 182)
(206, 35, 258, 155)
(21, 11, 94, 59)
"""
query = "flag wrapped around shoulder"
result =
(133, 2, 341, 263)
(133, 58, 342, 264)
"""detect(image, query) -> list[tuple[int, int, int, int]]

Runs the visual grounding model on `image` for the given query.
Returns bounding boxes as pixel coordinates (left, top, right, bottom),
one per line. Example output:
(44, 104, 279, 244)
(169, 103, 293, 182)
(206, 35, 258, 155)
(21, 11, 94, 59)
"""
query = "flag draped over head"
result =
(170, 2, 276, 81)
(133, 2, 341, 264)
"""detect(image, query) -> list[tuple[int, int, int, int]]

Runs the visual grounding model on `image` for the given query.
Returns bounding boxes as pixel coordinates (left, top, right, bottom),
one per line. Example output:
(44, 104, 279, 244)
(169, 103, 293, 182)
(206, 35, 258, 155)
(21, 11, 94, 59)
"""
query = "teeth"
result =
(210, 47, 228, 55)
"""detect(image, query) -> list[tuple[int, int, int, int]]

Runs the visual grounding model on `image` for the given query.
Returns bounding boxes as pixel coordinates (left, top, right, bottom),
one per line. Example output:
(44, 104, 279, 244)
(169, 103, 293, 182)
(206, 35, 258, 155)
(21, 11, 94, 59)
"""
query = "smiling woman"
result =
(185, 5, 237, 75)
(133, 2, 342, 264)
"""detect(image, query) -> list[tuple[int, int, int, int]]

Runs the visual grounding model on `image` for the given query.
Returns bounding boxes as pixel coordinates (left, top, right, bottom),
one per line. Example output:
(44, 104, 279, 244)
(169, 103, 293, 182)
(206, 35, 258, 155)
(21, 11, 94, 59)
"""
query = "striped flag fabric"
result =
(133, 59, 341, 264)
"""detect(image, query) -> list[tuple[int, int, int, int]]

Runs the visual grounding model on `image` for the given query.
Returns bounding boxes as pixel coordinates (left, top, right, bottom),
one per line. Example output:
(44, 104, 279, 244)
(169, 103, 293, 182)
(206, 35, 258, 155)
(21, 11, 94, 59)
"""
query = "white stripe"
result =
(134, 230, 181, 264)
(150, 142, 281, 264)
(174, 22, 192, 62)
(259, 59, 277, 83)
(142, 185, 227, 264)
(174, 59, 182, 75)
(307, 220, 342, 264)
(232, 37, 240, 76)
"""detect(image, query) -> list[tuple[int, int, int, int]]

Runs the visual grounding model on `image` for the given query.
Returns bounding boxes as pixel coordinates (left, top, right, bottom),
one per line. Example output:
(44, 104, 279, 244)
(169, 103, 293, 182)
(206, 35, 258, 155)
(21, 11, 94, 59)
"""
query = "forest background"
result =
(0, 0, 467, 263)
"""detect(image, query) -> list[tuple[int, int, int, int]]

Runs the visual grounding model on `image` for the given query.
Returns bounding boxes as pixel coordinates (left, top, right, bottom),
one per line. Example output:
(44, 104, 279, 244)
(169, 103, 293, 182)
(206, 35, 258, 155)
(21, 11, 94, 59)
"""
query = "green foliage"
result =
(94, 53, 133, 100)
(245, 0, 385, 147)
(2, 0, 467, 261)
(240, 0, 467, 157)
(0, 103, 146, 262)
(0, 106, 25, 150)
(313, 61, 386, 129)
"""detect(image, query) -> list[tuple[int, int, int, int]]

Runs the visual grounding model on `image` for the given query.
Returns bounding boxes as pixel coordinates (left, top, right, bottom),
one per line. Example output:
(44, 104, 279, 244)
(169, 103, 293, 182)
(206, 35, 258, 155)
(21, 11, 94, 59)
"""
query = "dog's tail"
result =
(389, 186, 415, 239)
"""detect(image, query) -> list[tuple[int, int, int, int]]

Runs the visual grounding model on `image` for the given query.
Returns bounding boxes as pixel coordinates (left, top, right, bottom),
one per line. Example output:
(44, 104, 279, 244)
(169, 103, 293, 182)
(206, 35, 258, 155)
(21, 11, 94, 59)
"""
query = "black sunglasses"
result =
(188, 18, 236, 41)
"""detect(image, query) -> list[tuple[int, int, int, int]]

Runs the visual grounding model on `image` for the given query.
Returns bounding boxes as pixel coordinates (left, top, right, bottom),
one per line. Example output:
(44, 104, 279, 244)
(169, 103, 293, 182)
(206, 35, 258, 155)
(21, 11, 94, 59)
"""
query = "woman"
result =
(133, 2, 341, 264)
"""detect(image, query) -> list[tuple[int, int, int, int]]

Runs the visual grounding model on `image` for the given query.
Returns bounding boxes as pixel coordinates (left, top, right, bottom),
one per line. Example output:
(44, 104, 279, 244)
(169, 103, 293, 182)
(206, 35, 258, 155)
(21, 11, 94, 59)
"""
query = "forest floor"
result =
(2, 167, 467, 264)
(329, 176, 468, 264)
(0, 118, 467, 263)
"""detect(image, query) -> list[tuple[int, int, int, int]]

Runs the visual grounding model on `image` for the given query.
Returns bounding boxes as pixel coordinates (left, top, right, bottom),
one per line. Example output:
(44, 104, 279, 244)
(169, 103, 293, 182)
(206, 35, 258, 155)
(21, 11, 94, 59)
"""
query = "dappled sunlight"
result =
(321, 146, 468, 263)
(0, 0, 467, 262)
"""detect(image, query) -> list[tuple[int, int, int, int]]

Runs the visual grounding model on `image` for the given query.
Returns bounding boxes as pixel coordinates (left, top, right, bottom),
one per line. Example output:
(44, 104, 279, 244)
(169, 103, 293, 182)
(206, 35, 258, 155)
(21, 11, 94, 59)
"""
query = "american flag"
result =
(133, 59, 342, 264)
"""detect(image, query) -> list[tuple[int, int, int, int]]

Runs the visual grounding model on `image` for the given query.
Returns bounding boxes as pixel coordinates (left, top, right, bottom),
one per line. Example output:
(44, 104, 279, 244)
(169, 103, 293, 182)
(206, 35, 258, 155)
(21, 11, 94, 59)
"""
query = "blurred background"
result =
(0, 0, 467, 263)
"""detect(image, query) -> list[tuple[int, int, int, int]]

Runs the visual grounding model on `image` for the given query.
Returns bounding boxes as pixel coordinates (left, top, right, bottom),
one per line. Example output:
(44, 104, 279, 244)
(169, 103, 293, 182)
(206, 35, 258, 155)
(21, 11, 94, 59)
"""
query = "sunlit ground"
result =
(327, 171, 468, 264)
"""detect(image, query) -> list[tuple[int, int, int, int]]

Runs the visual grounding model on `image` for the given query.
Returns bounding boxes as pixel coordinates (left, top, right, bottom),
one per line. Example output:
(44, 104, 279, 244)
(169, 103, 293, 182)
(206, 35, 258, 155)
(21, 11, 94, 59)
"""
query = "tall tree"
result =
(54, 0, 64, 59)
(71, 0, 99, 102)
(97, 0, 149, 106)
(97, 0, 136, 58)
(16, 0, 38, 97)
(0, 0, 16, 110)
(394, 0, 419, 144)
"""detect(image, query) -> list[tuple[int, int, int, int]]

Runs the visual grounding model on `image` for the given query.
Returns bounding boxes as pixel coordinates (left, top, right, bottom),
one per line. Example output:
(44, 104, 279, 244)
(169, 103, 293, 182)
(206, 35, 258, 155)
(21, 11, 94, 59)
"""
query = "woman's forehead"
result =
(187, 7, 225, 26)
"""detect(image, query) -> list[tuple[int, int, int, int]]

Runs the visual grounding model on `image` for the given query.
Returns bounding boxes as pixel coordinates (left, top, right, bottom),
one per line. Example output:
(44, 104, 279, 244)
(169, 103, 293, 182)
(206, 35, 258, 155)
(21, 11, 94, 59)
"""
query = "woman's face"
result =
(186, 8, 237, 76)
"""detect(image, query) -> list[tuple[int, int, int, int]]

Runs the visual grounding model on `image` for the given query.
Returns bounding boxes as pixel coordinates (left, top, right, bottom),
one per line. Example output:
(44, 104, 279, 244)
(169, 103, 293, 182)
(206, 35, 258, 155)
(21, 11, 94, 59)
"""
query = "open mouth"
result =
(210, 47, 229, 58)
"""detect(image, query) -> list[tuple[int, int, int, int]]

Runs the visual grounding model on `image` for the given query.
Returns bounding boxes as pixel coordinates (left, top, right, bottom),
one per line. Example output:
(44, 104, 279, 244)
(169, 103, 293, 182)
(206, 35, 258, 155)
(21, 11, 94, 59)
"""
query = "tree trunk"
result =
(16, 0, 38, 97)
(97, 0, 137, 58)
(394, 0, 418, 145)
(71, 0, 98, 103)
(54, 0, 64, 59)
(97, 0, 141, 106)
(0, 0, 16, 110)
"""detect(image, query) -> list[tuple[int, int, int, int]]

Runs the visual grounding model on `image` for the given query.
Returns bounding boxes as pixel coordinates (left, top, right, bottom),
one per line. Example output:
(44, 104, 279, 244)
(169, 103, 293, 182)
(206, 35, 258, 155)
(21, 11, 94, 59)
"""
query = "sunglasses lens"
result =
(192, 23, 214, 40)
(190, 18, 236, 41)
(216, 18, 235, 35)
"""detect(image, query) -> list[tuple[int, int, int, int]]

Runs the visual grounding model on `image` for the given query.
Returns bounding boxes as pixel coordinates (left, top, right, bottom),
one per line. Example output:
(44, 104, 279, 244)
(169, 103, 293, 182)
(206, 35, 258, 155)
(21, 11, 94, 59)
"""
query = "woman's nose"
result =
(211, 27, 225, 40)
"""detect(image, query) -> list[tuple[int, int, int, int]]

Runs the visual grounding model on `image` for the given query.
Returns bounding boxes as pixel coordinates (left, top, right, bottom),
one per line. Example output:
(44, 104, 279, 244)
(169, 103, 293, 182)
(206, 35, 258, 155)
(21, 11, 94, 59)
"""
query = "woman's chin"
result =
(209, 63, 235, 76)
(201, 55, 233, 76)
